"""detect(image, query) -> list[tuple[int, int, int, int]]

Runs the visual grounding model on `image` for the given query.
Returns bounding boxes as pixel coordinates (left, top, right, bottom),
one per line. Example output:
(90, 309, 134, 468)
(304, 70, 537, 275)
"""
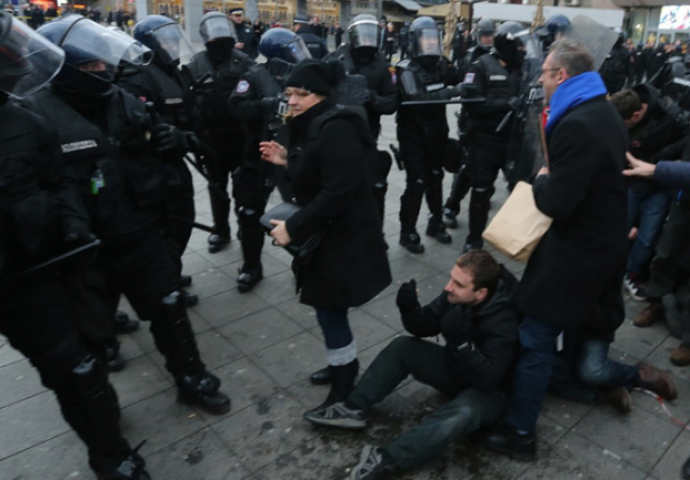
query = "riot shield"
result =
(566, 16, 618, 71)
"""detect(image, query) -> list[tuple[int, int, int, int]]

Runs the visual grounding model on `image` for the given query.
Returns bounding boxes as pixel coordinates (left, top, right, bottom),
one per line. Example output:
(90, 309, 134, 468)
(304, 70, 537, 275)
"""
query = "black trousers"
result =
(467, 141, 510, 244)
(348, 337, 505, 470)
(0, 275, 128, 461)
(206, 139, 242, 238)
(237, 163, 277, 271)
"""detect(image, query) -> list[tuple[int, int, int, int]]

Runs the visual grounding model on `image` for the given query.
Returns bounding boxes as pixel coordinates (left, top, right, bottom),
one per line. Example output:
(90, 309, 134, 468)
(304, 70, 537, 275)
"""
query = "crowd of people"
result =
(2, 7, 690, 480)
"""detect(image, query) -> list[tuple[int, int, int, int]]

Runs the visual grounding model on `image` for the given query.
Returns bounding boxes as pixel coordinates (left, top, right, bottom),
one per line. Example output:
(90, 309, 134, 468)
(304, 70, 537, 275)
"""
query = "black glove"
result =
(396, 279, 419, 314)
(62, 218, 97, 248)
(440, 310, 474, 346)
(507, 96, 523, 112)
(438, 85, 461, 100)
(150, 123, 187, 154)
(260, 97, 279, 113)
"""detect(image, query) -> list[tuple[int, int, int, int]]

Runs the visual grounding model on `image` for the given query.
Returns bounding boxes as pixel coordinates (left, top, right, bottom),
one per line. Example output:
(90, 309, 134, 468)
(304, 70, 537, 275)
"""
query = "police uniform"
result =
(234, 20, 259, 59)
(227, 61, 289, 289)
(600, 43, 632, 93)
(396, 56, 461, 248)
(651, 53, 688, 90)
(462, 52, 521, 248)
(0, 97, 138, 477)
(326, 44, 399, 226)
(187, 49, 255, 244)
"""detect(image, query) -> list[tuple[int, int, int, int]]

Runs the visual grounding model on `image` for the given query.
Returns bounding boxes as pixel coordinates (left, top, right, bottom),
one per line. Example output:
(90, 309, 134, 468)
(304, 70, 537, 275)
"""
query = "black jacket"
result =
(284, 100, 391, 308)
(401, 268, 520, 392)
(514, 96, 629, 329)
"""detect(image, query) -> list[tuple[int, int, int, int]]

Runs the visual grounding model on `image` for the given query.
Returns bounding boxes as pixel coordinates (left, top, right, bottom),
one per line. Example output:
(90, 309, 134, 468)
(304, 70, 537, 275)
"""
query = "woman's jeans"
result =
(315, 307, 356, 366)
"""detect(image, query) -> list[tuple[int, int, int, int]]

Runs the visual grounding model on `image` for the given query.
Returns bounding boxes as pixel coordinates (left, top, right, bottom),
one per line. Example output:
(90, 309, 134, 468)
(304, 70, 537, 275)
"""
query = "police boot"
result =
(182, 290, 199, 307)
(399, 231, 425, 254)
(180, 274, 193, 288)
(106, 341, 126, 373)
(114, 311, 140, 334)
(208, 233, 230, 254)
(89, 442, 151, 480)
(237, 265, 263, 293)
(150, 292, 231, 414)
(443, 207, 459, 229)
(426, 216, 452, 244)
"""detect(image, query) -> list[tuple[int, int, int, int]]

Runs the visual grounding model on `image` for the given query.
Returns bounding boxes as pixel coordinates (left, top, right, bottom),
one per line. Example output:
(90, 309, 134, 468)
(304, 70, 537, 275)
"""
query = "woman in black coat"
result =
(260, 59, 392, 412)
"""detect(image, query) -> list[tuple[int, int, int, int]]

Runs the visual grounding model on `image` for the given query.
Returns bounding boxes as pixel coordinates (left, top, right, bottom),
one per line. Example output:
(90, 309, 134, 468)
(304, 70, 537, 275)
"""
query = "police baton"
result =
(400, 97, 486, 106)
(496, 111, 513, 133)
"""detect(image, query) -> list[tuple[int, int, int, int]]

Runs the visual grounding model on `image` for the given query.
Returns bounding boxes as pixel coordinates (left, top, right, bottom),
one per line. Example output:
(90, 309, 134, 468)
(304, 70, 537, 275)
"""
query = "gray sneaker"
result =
(349, 445, 396, 480)
(303, 401, 367, 429)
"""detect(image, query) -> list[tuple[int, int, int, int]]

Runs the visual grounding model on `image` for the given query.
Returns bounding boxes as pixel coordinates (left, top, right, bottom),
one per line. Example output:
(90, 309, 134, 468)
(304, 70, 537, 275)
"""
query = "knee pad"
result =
(63, 354, 108, 396)
(31, 332, 89, 390)
(151, 292, 203, 375)
(428, 167, 444, 185)
(237, 206, 260, 226)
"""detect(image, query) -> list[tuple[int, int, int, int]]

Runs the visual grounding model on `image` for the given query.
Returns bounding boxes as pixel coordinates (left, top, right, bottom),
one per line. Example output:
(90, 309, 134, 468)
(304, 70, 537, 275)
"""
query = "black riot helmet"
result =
(476, 18, 494, 45)
(492, 21, 527, 67)
(348, 14, 379, 50)
(200, 12, 237, 61)
(614, 27, 626, 48)
(39, 15, 152, 98)
(0, 11, 65, 99)
(134, 15, 196, 66)
(409, 16, 441, 58)
(537, 14, 570, 38)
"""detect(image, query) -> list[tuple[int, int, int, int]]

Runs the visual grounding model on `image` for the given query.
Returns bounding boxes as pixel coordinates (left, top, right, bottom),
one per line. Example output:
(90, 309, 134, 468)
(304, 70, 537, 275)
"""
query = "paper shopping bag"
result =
(482, 181, 553, 262)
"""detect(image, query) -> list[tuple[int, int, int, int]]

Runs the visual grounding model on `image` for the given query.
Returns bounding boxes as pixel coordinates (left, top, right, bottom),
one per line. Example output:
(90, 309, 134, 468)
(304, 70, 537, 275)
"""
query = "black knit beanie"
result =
(286, 59, 345, 97)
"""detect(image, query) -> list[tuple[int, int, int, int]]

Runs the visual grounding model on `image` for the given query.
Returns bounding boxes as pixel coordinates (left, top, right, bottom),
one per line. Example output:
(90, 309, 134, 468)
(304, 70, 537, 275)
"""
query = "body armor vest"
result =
(396, 58, 450, 135)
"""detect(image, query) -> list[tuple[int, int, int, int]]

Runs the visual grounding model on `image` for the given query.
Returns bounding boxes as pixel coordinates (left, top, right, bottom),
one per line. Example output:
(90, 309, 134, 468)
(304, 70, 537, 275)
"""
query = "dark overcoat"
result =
(285, 100, 392, 308)
(513, 96, 629, 330)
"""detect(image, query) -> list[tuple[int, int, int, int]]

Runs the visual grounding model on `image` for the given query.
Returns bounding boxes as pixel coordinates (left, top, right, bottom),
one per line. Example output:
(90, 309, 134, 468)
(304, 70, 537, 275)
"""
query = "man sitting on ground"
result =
(304, 250, 521, 480)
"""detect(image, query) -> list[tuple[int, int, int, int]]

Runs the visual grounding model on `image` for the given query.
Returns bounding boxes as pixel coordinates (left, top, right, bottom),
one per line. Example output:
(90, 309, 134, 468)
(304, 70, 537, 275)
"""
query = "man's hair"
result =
(549, 39, 595, 77)
(609, 89, 642, 120)
(456, 250, 502, 293)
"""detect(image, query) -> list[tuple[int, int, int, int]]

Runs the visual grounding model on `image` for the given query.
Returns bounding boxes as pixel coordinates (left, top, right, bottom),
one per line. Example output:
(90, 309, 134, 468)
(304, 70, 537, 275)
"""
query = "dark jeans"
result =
(315, 307, 353, 350)
(627, 188, 672, 276)
(506, 316, 563, 433)
(348, 337, 505, 470)
(549, 337, 639, 405)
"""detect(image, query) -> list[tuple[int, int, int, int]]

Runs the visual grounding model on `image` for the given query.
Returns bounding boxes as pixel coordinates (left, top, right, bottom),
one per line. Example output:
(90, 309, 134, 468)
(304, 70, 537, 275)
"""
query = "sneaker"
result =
(624, 274, 647, 301)
(303, 401, 367, 429)
(349, 445, 396, 480)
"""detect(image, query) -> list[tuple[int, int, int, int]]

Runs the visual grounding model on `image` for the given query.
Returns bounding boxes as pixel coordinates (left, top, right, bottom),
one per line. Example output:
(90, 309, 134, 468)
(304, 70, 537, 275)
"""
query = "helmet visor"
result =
(149, 22, 196, 64)
(61, 18, 152, 70)
(285, 36, 311, 63)
(349, 22, 379, 49)
(200, 15, 237, 44)
(0, 17, 65, 98)
(416, 29, 442, 56)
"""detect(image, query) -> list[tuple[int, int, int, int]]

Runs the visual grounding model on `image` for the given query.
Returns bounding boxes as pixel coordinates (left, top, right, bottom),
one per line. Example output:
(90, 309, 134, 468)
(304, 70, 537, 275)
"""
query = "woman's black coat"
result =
(284, 101, 392, 308)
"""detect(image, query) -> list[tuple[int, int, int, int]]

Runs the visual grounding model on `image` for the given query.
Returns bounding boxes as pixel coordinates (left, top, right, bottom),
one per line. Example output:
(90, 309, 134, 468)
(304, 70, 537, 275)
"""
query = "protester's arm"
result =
(532, 119, 602, 219)
(398, 288, 447, 338)
(653, 161, 690, 189)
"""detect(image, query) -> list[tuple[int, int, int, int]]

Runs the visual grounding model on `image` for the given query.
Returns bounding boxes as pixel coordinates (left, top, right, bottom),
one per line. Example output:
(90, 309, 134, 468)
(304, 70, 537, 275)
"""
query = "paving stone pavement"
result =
(1, 108, 689, 480)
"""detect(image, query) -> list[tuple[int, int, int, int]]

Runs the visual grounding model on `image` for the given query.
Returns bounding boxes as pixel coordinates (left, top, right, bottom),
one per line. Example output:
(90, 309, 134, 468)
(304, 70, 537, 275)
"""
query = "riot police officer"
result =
(600, 29, 633, 93)
(119, 15, 198, 303)
(461, 21, 524, 252)
(229, 8, 259, 59)
(649, 42, 688, 91)
(535, 14, 570, 51)
(0, 13, 149, 479)
(187, 12, 255, 253)
(396, 16, 463, 254)
(326, 13, 399, 225)
(461, 18, 494, 73)
(31, 15, 231, 415)
(227, 28, 309, 292)
(293, 15, 328, 59)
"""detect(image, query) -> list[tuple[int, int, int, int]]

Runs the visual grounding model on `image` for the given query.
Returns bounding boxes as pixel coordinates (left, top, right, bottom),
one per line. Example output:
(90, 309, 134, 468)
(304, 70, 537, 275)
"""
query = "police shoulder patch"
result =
(463, 72, 475, 84)
(237, 80, 250, 93)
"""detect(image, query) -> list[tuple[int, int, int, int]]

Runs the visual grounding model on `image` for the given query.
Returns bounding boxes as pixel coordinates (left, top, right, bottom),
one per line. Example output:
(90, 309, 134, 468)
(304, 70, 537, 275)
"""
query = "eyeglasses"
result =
(541, 67, 561, 74)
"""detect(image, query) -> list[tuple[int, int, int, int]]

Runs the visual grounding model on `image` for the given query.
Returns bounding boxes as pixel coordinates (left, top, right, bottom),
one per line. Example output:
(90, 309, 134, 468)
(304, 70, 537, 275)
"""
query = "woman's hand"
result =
(259, 141, 287, 166)
(623, 151, 656, 178)
(269, 219, 292, 246)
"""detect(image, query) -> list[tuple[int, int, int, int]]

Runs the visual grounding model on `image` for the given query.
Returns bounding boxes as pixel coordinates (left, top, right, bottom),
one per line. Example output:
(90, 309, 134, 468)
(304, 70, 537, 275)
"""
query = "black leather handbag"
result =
(260, 202, 326, 261)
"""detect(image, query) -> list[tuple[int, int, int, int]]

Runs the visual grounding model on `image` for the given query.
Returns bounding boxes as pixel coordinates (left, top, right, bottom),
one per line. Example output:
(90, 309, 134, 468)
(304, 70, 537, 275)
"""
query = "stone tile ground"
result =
(1, 99, 689, 480)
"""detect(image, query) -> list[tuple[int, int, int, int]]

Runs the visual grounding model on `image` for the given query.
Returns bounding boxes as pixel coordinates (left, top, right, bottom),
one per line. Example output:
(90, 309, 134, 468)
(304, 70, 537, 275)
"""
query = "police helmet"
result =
(134, 14, 196, 65)
(492, 21, 527, 67)
(476, 18, 494, 38)
(537, 14, 570, 38)
(0, 11, 65, 98)
(259, 27, 311, 64)
(613, 27, 626, 48)
(348, 14, 379, 51)
(409, 16, 441, 58)
(39, 15, 151, 97)
(200, 12, 237, 45)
